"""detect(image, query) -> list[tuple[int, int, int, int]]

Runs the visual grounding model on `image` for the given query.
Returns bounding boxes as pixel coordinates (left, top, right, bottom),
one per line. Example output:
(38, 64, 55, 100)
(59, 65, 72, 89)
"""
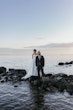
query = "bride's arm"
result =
(32, 54, 33, 59)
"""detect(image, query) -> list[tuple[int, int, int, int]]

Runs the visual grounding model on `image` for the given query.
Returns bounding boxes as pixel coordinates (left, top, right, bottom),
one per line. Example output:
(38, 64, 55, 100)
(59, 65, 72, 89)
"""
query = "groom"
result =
(36, 51, 45, 79)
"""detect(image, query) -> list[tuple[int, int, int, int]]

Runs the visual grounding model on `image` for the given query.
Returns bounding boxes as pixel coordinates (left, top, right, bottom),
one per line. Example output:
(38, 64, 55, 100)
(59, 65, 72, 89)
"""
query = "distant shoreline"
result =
(0, 46, 73, 56)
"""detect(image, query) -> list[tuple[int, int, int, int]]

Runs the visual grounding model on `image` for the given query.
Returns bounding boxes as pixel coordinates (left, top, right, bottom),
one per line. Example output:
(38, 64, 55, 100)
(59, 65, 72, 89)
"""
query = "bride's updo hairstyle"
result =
(33, 49, 36, 52)
(33, 49, 37, 53)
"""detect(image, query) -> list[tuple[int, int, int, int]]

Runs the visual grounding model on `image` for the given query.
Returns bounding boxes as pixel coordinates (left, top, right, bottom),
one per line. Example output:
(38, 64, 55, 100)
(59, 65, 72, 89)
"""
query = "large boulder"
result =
(14, 69, 26, 77)
(66, 83, 73, 95)
(51, 78, 67, 92)
(0, 67, 6, 74)
(58, 61, 73, 66)
(69, 61, 73, 64)
(50, 73, 68, 92)
(52, 73, 67, 78)
(58, 62, 65, 66)
(8, 68, 27, 81)
(29, 76, 38, 82)
(8, 68, 26, 76)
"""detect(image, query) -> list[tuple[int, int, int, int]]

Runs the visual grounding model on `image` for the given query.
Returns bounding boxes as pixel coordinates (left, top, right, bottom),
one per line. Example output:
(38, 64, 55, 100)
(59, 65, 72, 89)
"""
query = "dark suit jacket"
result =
(36, 55, 45, 67)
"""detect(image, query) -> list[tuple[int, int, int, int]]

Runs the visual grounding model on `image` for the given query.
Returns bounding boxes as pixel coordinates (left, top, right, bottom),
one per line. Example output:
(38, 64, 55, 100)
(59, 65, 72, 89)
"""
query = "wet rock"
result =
(0, 80, 5, 83)
(0, 68, 27, 82)
(14, 85, 18, 87)
(66, 83, 73, 95)
(41, 74, 52, 85)
(0, 77, 1, 80)
(15, 69, 27, 80)
(41, 76, 50, 88)
(29, 76, 38, 82)
(69, 61, 73, 64)
(9, 68, 26, 75)
(68, 75, 73, 79)
(29, 73, 69, 92)
(42, 76, 50, 82)
(65, 62, 69, 65)
(66, 75, 73, 82)
(30, 78, 43, 87)
(52, 73, 67, 79)
(8, 68, 27, 81)
(0, 67, 6, 74)
(44, 73, 52, 77)
(48, 73, 68, 92)
(51, 78, 67, 92)
(5, 76, 8, 82)
(58, 61, 73, 66)
(58, 62, 64, 65)
(8, 68, 15, 75)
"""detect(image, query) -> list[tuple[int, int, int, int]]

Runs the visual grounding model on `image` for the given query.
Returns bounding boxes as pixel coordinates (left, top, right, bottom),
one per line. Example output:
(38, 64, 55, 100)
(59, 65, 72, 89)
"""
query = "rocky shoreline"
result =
(0, 64, 73, 95)
(0, 67, 26, 82)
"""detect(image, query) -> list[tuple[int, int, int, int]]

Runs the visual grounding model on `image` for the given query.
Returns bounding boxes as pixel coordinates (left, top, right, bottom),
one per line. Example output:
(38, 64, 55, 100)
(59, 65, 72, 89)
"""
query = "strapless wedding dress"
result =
(22, 55, 38, 79)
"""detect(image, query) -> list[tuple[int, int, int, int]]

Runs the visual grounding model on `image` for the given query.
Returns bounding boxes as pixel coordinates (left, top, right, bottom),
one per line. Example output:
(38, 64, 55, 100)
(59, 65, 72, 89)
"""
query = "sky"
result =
(0, 0, 73, 48)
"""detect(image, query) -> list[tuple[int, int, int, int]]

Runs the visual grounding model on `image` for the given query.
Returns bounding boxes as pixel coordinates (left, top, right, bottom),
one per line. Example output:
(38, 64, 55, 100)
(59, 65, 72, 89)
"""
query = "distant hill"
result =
(0, 43, 73, 55)
(25, 43, 73, 48)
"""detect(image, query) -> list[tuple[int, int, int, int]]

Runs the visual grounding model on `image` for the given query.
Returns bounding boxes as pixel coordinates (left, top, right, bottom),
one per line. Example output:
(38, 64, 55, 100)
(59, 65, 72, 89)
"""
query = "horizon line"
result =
(0, 42, 73, 49)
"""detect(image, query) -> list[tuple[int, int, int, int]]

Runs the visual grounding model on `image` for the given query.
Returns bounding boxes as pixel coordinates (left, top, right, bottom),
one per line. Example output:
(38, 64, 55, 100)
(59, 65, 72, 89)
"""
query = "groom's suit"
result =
(36, 55, 45, 78)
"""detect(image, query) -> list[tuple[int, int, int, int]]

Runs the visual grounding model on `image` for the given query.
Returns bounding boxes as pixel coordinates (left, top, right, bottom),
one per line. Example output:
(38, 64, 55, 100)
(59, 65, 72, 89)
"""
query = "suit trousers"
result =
(37, 66, 44, 78)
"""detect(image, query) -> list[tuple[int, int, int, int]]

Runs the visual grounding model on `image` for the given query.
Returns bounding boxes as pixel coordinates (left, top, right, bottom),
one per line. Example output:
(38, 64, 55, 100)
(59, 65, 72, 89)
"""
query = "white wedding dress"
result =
(22, 55, 38, 79)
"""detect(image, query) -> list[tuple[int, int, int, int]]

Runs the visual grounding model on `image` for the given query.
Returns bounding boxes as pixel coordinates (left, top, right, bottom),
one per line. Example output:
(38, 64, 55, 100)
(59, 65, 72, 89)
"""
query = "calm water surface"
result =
(0, 82, 73, 110)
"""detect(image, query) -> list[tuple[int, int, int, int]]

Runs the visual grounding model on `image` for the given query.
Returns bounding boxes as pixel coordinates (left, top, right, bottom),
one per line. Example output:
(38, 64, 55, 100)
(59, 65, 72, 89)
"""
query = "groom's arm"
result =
(35, 56, 38, 67)
(42, 56, 45, 67)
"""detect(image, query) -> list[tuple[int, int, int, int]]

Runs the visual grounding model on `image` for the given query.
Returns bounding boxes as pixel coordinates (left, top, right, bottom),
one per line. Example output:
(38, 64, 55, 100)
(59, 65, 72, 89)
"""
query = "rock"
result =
(8, 68, 27, 81)
(5, 76, 8, 82)
(0, 80, 5, 83)
(15, 69, 26, 77)
(69, 61, 73, 64)
(42, 76, 50, 82)
(44, 73, 52, 77)
(52, 73, 67, 78)
(51, 78, 67, 92)
(28, 73, 69, 92)
(8, 69, 15, 74)
(0, 77, 1, 80)
(58, 61, 73, 66)
(68, 75, 73, 79)
(66, 83, 73, 95)
(66, 75, 73, 82)
(9, 68, 26, 75)
(50, 73, 68, 92)
(58, 62, 64, 65)
(29, 76, 38, 82)
(65, 62, 69, 65)
(14, 85, 18, 87)
(0, 67, 6, 74)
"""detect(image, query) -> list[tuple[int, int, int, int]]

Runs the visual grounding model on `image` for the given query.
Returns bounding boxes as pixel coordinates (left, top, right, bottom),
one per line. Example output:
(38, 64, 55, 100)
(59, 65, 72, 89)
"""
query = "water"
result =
(0, 55, 73, 75)
(0, 55, 73, 110)
(0, 82, 73, 110)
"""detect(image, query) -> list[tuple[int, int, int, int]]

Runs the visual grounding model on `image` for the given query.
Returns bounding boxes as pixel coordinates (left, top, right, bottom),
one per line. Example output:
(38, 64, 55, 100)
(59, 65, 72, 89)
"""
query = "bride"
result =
(22, 49, 38, 79)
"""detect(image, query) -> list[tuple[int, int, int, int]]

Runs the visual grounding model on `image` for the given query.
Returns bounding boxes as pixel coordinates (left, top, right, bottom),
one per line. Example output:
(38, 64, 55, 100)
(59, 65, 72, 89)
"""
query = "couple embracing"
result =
(22, 49, 45, 80)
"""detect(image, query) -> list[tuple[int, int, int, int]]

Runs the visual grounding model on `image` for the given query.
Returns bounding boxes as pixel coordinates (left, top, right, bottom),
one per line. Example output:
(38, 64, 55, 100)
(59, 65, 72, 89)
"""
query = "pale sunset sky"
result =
(0, 0, 73, 48)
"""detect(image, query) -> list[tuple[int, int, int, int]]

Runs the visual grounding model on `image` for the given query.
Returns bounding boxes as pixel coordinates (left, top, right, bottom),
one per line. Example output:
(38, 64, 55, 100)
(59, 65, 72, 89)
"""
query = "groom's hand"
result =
(43, 67, 44, 70)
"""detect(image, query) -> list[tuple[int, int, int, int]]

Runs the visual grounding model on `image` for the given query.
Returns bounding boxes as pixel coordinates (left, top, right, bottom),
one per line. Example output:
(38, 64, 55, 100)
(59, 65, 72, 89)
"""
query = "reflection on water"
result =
(0, 82, 73, 110)
(30, 86, 45, 110)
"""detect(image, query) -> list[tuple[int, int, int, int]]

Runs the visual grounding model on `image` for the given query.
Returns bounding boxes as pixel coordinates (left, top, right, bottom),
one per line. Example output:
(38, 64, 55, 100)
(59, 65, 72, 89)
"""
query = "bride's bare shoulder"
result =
(32, 53, 34, 56)
(32, 54, 34, 58)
